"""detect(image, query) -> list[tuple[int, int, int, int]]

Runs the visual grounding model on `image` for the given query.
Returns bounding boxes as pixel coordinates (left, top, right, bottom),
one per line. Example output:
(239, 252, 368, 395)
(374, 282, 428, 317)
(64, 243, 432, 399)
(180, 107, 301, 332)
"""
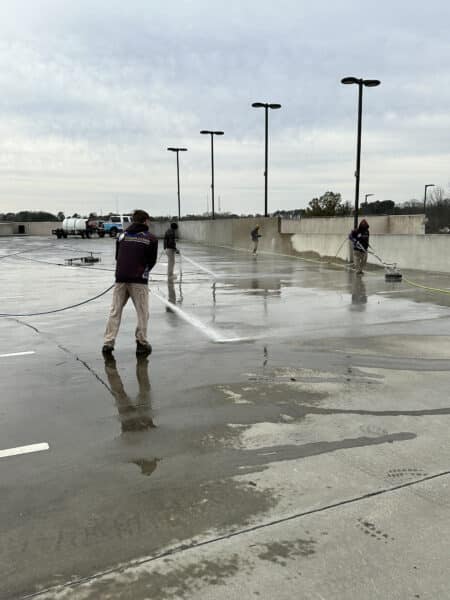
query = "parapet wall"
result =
(280, 214, 425, 235)
(0, 221, 57, 236)
(178, 216, 450, 274)
(4, 216, 449, 274)
(179, 217, 289, 254)
(0, 223, 15, 235)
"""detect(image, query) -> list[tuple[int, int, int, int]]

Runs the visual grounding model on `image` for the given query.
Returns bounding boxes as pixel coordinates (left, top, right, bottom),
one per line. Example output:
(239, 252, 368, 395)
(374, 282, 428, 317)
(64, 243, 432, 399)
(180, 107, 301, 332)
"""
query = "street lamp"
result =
(341, 77, 380, 229)
(200, 130, 224, 219)
(167, 147, 188, 220)
(251, 102, 282, 217)
(423, 183, 435, 212)
(364, 193, 374, 205)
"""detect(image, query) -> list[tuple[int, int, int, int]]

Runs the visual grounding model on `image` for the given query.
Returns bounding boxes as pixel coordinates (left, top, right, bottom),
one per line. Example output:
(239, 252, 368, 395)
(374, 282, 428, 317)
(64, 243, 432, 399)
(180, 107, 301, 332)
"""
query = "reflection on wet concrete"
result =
(103, 355, 155, 432)
(4, 240, 450, 598)
(131, 457, 160, 476)
(249, 261, 282, 298)
(350, 274, 367, 310)
(218, 258, 290, 298)
(166, 278, 183, 314)
(263, 345, 268, 371)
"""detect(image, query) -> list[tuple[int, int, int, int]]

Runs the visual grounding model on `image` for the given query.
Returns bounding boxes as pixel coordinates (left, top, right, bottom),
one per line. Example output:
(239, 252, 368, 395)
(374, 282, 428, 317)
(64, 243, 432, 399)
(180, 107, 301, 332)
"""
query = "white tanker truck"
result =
(52, 217, 105, 239)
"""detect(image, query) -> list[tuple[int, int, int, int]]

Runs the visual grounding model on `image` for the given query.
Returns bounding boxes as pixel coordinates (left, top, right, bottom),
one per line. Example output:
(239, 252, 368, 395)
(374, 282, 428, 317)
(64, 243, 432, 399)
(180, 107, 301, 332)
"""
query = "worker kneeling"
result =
(102, 210, 158, 356)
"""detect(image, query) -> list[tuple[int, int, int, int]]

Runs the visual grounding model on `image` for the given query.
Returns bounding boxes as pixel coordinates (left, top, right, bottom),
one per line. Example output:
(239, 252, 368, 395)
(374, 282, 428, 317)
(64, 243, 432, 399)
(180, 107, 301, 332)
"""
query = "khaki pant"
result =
(354, 250, 367, 273)
(104, 283, 149, 347)
(252, 240, 259, 253)
(166, 248, 176, 277)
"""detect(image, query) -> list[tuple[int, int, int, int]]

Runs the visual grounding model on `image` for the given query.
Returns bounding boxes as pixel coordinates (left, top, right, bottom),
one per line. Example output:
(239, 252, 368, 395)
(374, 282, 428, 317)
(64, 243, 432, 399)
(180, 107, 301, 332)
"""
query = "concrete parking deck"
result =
(0, 236, 449, 599)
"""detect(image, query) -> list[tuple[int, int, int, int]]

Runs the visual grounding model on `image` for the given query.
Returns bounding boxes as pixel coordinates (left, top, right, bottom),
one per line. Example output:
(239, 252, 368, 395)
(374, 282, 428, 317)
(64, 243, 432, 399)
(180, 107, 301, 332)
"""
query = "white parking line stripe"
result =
(0, 442, 49, 459)
(0, 351, 35, 358)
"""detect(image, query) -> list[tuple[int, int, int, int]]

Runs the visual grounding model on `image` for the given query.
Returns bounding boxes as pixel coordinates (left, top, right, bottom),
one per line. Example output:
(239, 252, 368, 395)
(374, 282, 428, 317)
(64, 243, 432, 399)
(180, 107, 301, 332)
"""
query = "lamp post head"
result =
(363, 79, 381, 87)
(201, 130, 223, 136)
(341, 77, 380, 87)
(252, 102, 282, 109)
(426, 183, 435, 187)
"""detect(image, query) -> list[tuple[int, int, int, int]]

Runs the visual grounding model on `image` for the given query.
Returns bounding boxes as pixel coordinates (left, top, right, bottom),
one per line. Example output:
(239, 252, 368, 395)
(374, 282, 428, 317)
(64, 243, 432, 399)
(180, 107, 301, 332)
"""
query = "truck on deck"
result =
(52, 217, 105, 239)
(102, 215, 132, 237)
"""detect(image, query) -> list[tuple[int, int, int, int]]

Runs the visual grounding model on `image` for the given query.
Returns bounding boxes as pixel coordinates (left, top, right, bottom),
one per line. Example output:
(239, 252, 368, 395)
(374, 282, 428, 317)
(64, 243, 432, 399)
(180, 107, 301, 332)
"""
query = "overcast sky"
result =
(0, 0, 449, 217)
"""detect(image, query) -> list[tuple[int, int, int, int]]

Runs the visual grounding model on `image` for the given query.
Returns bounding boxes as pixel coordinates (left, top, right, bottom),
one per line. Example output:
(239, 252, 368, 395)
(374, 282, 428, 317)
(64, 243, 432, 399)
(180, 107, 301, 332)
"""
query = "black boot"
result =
(136, 341, 152, 356)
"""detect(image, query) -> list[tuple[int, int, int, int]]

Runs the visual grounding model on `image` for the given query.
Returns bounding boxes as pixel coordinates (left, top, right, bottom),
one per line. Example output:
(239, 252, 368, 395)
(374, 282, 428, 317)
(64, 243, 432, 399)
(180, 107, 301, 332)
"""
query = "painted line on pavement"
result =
(152, 290, 254, 344)
(0, 351, 35, 358)
(0, 442, 49, 459)
(376, 289, 414, 295)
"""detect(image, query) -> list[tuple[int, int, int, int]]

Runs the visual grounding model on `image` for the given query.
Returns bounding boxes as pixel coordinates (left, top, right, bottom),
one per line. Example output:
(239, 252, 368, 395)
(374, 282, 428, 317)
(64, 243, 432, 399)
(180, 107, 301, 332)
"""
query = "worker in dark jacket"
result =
(163, 222, 179, 280)
(251, 225, 261, 254)
(349, 219, 370, 274)
(103, 209, 158, 356)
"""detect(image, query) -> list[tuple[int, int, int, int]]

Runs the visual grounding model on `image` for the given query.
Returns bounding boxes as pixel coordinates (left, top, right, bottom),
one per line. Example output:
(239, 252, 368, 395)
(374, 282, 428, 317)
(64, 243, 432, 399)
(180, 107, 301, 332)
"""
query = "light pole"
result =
(341, 77, 380, 229)
(423, 183, 435, 213)
(167, 147, 187, 220)
(251, 102, 282, 217)
(200, 130, 224, 219)
(364, 193, 374, 205)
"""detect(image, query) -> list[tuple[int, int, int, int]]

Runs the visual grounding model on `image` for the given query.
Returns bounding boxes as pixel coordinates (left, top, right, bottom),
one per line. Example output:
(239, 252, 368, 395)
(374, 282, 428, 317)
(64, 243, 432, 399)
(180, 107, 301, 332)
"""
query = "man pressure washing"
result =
(349, 219, 370, 275)
(102, 210, 158, 356)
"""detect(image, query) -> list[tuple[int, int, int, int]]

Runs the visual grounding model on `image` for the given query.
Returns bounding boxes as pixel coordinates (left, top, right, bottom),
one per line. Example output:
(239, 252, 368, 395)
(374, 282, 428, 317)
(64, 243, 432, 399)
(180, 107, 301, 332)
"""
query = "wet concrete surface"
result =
(0, 236, 449, 598)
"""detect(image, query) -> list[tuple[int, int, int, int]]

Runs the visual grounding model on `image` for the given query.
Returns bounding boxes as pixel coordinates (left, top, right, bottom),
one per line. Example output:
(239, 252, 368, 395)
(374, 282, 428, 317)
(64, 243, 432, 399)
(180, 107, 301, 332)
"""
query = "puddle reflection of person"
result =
(166, 277, 183, 313)
(351, 275, 367, 309)
(166, 279, 176, 313)
(103, 355, 155, 432)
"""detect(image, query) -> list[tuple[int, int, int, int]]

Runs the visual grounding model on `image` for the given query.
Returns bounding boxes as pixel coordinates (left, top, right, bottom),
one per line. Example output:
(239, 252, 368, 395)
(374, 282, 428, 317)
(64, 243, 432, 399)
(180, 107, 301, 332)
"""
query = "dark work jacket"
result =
(349, 227, 369, 252)
(251, 228, 261, 241)
(115, 223, 158, 284)
(163, 228, 177, 250)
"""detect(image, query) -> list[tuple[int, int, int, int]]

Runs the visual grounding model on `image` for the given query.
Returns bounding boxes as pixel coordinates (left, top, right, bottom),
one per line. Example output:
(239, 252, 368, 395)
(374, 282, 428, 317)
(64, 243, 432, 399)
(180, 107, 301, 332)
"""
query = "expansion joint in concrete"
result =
(24, 468, 450, 599)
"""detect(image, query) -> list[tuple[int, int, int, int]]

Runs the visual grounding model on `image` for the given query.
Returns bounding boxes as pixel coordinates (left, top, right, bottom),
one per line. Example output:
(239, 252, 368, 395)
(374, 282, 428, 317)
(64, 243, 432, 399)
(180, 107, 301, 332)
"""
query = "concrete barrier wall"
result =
(368, 235, 450, 272)
(281, 214, 425, 235)
(179, 217, 288, 253)
(178, 216, 450, 274)
(148, 221, 171, 238)
(0, 223, 15, 235)
(291, 232, 450, 273)
(3, 215, 449, 273)
(290, 233, 350, 261)
(11, 221, 57, 235)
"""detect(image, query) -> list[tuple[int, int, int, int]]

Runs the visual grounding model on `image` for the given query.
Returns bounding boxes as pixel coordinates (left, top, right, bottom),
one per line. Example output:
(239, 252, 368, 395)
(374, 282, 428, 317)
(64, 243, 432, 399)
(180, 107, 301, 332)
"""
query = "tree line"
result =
(3, 188, 450, 233)
(0, 211, 60, 222)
